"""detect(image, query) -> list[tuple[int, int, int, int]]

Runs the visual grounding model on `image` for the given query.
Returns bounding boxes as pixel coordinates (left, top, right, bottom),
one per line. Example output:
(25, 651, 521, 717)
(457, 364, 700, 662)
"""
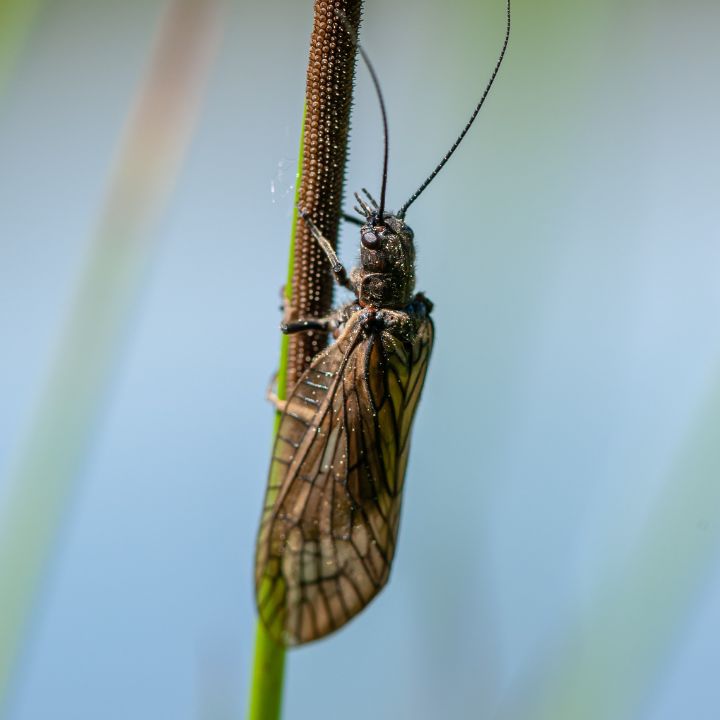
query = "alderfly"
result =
(255, 0, 511, 645)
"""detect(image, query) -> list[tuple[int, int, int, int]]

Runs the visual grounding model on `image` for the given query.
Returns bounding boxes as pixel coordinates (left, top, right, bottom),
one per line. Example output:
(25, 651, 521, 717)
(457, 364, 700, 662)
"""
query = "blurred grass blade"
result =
(0, 0, 223, 713)
(0, 0, 45, 101)
(502, 378, 720, 720)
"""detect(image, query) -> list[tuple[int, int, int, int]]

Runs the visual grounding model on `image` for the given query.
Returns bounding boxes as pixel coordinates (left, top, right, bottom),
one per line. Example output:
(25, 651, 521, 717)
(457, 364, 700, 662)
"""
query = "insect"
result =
(255, 0, 511, 646)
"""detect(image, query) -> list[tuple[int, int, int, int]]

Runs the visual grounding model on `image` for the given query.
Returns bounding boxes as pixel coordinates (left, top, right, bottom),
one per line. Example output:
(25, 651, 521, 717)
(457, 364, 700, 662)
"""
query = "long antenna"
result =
(398, 0, 511, 218)
(336, 10, 390, 223)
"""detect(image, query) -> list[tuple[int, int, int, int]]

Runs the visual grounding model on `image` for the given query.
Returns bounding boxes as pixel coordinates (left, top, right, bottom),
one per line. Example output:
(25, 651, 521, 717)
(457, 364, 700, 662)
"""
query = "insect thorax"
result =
(352, 214, 416, 309)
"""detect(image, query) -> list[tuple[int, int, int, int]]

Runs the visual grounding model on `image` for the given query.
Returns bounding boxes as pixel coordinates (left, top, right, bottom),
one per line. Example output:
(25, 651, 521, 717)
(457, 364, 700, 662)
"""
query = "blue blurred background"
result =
(1, 0, 719, 718)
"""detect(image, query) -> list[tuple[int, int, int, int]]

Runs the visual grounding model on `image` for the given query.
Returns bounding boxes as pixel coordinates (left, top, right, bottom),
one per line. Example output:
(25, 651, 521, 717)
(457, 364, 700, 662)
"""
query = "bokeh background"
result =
(1, 0, 719, 718)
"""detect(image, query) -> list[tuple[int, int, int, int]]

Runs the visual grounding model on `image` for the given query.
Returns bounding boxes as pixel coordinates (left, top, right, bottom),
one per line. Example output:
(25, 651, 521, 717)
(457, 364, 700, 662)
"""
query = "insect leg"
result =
(297, 207, 354, 291)
(361, 188, 379, 209)
(265, 372, 288, 413)
(280, 289, 343, 335)
(353, 192, 373, 217)
(342, 213, 363, 227)
(281, 300, 351, 336)
(281, 316, 335, 335)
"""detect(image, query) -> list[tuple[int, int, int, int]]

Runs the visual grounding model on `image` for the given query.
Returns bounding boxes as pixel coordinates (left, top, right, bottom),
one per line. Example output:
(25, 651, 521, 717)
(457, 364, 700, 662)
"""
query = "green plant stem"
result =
(248, 2, 361, 715)
(248, 620, 287, 720)
(247, 109, 304, 720)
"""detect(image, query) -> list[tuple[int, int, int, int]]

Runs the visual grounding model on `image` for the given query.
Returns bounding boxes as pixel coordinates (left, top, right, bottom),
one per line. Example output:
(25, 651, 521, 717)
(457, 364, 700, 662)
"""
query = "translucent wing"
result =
(255, 309, 434, 645)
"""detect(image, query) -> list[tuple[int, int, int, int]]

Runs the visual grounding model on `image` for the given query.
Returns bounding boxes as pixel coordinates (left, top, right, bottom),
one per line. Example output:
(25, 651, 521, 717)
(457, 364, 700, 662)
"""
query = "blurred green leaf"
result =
(0, 0, 223, 713)
(0, 0, 44, 100)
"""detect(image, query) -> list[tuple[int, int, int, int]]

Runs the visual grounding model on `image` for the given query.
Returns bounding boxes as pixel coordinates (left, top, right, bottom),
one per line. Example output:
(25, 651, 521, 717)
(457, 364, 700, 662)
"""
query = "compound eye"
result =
(361, 229, 380, 249)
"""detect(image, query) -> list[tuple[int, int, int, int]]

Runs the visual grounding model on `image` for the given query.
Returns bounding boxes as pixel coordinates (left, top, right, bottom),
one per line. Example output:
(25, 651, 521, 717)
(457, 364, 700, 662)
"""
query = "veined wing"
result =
(255, 310, 433, 645)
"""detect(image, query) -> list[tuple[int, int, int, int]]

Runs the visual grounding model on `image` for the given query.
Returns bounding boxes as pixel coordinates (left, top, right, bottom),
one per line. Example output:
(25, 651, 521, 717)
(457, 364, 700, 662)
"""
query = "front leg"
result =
(297, 207, 355, 292)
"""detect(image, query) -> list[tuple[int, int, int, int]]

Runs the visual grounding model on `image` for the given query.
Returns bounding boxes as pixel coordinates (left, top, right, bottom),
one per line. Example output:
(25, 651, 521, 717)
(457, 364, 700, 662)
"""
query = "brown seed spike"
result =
(288, 0, 363, 388)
